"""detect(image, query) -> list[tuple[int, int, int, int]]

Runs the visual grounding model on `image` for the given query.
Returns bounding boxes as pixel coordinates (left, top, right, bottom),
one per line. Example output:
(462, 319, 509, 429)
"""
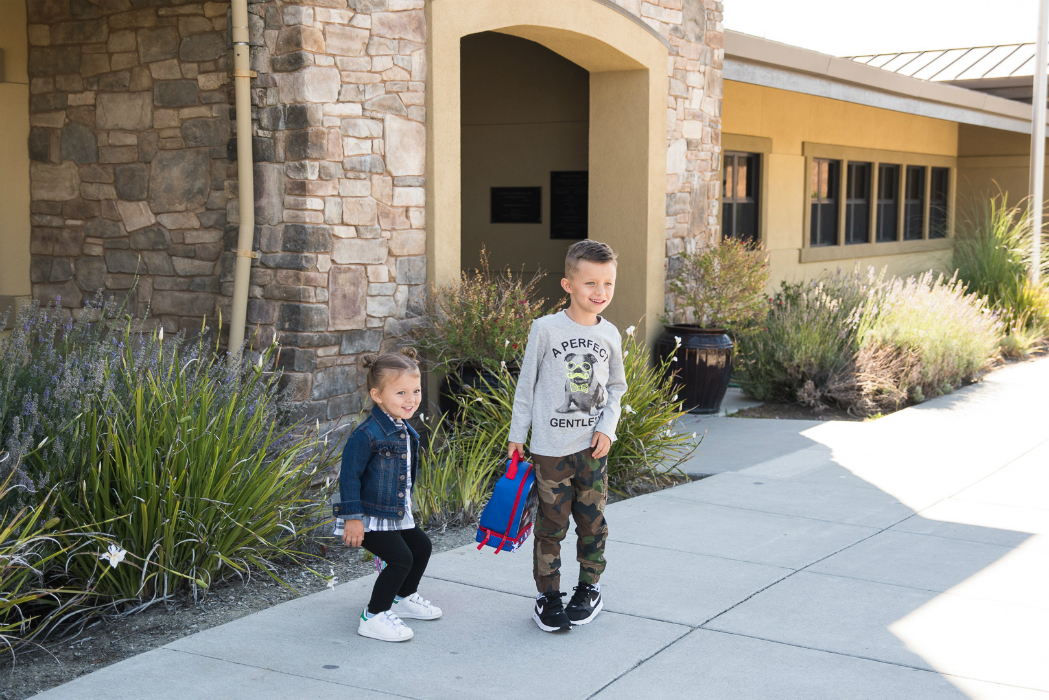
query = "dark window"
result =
(904, 166, 926, 240)
(550, 171, 588, 240)
(723, 152, 760, 243)
(845, 162, 871, 245)
(810, 158, 839, 247)
(876, 164, 900, 243)
(930, 167, 949, 239)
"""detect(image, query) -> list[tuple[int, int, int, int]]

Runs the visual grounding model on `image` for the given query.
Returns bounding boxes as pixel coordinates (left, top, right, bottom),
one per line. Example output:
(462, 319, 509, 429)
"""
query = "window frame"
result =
(801, 143, 955, 263)
(722, 150, 761, 244)
(720, 134, 772, 245)
(809, 157, 842, 247)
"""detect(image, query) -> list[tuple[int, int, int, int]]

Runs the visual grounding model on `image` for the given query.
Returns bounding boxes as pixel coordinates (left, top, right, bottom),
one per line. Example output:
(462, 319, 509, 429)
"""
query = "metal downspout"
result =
(229, 0, 256, 353)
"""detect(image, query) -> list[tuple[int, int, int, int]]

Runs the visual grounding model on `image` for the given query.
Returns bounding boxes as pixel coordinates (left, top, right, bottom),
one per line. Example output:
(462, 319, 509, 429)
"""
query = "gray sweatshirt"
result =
(509, 311, 627, 457)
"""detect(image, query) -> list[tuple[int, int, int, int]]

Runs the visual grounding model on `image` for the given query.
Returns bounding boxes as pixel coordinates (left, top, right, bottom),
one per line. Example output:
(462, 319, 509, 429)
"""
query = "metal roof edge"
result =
(724, 29, 1034, 126)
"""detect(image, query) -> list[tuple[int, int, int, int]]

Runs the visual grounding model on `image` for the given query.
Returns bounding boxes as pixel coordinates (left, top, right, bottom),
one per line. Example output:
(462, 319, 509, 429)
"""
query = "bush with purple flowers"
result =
(737, 268, 1002, 416)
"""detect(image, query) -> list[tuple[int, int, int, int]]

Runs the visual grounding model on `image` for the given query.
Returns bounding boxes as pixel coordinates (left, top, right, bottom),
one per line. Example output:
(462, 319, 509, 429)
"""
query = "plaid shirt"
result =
(333, 415, 415, 537)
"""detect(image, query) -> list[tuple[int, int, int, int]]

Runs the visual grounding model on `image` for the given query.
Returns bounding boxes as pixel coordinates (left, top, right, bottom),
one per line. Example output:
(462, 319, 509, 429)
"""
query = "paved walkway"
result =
(36, 359, 1049, 700)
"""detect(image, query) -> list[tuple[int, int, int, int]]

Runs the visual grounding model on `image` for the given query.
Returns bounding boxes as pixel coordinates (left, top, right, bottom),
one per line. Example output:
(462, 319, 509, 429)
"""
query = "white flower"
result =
(418, 413, 425, 422)
(626, 325, 636, 336)
(326, 568, 337, 590)
(624, 405, 635, 414)
(672, 394, 678, 401)
(672, 356, 678, 362)
(691, 432, 697, 440)
(674, 335, 682, 347)
(473, 397, 484, 403)
(257, 354, 264, 368)
(623, 351, 629, 359)
(158, 327, 164, 342)
(500, 360, 506, 370)
(504, 339, 510, 347)
(100, 544, 127, 569)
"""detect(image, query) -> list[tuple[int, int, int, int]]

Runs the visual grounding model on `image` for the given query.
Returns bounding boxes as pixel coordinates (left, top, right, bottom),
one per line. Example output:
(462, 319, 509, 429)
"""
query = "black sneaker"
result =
(566, 582, 603, 625)
(533, 591, 572, 633)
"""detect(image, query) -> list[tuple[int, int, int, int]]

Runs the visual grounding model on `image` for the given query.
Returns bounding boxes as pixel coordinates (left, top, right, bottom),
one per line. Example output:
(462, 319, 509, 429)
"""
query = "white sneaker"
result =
(391, 592, 442, 620)
(358, 610, 414, 642)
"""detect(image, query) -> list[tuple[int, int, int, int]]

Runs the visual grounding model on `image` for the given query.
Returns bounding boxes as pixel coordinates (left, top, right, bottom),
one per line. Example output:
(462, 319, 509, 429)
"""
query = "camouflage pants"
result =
(532, 448, 608, 593)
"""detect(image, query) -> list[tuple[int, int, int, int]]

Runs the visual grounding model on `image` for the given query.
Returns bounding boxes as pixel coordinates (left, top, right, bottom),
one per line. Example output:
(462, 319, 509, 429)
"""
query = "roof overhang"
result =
(724, 30, 1040, 135)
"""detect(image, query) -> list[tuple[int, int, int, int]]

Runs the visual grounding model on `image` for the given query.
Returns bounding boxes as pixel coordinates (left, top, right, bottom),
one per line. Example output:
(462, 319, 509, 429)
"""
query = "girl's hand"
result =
(591, 431, 611, 459)
(342, 519, 364, 548)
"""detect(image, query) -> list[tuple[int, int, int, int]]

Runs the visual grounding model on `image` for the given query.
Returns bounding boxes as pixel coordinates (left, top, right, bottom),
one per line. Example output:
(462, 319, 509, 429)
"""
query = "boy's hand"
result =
(591, 431, 612, 459)
(508, 442, 526, 461)
(342, 519, 364, 548)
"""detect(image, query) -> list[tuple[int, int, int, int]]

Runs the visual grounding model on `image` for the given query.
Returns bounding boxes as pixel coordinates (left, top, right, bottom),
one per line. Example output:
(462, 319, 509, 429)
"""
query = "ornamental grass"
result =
(1, 296, 337, 643)
(953, 193, 1049, 356)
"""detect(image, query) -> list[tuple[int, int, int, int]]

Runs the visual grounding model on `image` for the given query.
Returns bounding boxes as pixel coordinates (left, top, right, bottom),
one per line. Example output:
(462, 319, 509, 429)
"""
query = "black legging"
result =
(362, 526, 432, 614)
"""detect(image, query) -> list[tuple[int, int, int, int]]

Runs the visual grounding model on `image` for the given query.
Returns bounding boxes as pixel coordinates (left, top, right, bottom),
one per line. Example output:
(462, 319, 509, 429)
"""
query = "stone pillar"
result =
(227, 0, 428, 420)
(606, 0, 724, 310)
(26, 0, 232, 331)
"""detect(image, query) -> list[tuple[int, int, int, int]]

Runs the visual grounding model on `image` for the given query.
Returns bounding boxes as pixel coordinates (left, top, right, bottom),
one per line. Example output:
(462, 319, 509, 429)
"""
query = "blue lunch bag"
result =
(475, 451, 538, 553)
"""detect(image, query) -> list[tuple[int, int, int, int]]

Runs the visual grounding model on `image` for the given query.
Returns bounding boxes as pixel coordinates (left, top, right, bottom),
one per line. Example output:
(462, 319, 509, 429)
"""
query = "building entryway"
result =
(460, 32, 590, 309)
(426, 0, 670, 339)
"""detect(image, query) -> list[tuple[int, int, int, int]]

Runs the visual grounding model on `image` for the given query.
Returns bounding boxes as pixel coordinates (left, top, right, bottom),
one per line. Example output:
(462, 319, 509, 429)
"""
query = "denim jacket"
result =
(333, 405, 421, 521)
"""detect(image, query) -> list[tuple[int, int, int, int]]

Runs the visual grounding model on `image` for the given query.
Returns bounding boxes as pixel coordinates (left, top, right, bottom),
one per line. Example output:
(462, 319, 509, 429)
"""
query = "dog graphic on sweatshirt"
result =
(556, 353, 607, 415)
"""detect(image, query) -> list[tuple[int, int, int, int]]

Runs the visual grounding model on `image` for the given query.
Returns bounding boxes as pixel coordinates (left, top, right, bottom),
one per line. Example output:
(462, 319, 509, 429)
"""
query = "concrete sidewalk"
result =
(35, 359, 1049, 700)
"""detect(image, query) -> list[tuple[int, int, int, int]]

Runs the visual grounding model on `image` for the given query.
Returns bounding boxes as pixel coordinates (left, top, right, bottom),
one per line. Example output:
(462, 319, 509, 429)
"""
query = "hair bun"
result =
(399, 346, 419, 361)
(357, 353, 379, 371)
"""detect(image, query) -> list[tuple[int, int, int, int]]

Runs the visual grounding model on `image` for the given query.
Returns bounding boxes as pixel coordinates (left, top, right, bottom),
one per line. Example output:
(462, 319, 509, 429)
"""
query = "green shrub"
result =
(953, 193, 1049, 334)
(411, 249, 557, 373)
(20, 330, 335, 603)
(736, 270, 877, 402)
(665, 238, 770, 329)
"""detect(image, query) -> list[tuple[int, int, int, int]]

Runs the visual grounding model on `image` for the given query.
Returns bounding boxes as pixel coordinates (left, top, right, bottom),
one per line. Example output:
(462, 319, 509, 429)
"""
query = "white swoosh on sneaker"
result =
(536, 604, 545, 614)
(589, 596, 599, 607)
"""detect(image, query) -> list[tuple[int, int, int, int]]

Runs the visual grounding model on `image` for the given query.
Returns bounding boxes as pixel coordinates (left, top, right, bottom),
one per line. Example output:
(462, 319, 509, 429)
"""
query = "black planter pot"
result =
(656, 324, 734, 414)
(438, 364, 511, 416)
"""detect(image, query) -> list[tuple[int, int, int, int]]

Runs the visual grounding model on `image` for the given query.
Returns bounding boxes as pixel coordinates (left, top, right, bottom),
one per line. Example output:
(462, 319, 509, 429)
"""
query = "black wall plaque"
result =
(491, 187, 541, 224)
(550, 171, 588, 239)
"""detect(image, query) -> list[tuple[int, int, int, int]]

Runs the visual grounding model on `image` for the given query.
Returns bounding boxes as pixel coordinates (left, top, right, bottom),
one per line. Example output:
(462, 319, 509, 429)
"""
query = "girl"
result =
(332, 348, 441, 642)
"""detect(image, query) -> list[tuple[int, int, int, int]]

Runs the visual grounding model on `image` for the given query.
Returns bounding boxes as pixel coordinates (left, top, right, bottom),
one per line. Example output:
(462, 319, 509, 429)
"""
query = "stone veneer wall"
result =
(231, 0, 427, 420)
(25, 0, 719, 421)
(27, 0, 232, 329)
(607, 0, 724, 310)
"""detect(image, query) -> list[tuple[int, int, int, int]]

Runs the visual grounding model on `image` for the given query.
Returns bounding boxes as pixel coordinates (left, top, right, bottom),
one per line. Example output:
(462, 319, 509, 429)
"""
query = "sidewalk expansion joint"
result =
(604, 536, 799, 571)
(694, 628, 1049, 693)
(649, 492, 894, 529)
(422, 574, 695, 629)
(582, 626, 693, 700)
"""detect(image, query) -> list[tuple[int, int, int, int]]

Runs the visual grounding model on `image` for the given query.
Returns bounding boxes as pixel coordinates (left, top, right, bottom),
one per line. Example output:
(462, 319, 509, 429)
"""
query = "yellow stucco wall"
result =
(0, 0, 31, 302)
(956, 123, 1049, 221)
(460, 33, 588, 309)
(723, 80, 960, 289)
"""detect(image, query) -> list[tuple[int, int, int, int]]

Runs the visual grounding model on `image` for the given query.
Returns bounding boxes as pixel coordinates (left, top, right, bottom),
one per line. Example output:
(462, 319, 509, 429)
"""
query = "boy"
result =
(508, 240, 627, 633)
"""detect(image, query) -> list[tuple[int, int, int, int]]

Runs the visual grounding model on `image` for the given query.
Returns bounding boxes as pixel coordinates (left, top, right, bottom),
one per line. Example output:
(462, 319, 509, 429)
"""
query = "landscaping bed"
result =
(0, 525, 476, 700)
